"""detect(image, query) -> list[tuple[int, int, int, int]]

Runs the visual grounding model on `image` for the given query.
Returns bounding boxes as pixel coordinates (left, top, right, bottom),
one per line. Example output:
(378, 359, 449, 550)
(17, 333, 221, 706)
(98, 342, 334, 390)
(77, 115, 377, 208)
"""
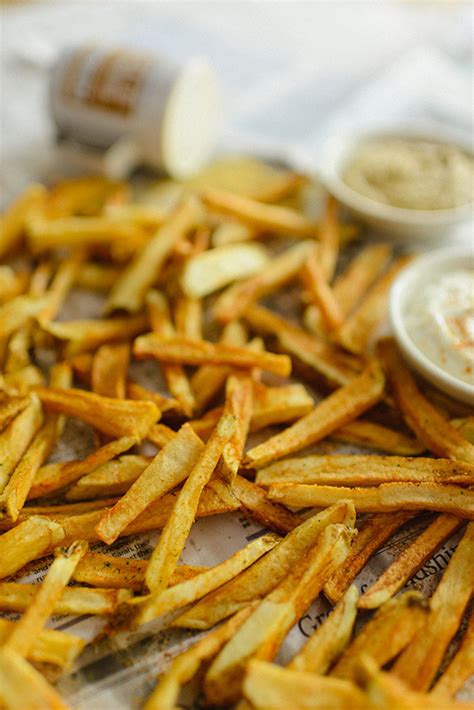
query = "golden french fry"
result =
(392, 522, 474, 691)
(27, 215, 146, 251)
(40, 313, 148, 356)
(256, 454, 474, 488)
(91, 342, 130, 399)
(144, 606, 256, 710)
(0, 582, 131, 616)
(135, 533, 279, 626)
(40, 251, 84, 323)
(319, 194, 340, 279)
(174, 296, 203, 340)
(231, 475, 303, 534)
(451, 416, 474, 445)
(174, 501, 355, 630)
(0, 516, 64, 580)
(379, 338, 474, 464)
(126, 381, 179, 414)
(302, 247, 344, 331)
(96, 424, 204, 544)
(74, 262, 121, 292)
(106, 195, 205, 313)
(0, 618, 85, 669)
(66, 455, 151, 501)
(332, 419, 425, 456)
(146, 423, 177, 449)
(0, 266, 29, 304)
(213, 241, 313, 323)
(358, 514, 463, 609)
(0, 395, 43, 492)
(47, 175, 128, 217)
(431, 606, 474, 699)
(269, 482, 474, 519)
(104, 202, 167, 226)
(220, 373, 254, 479)
(145, 414, 235, 593)
(250, 382, 314, 431)
(0, 294, 49, 340)
(212, 220, 260, 247)
(245, 360, 385, 468)
(323, 512, 414, 604)
(0, 647, 70, 710)
(203, 523, 355, 705)
(0, 184, 47, 258)
(289, 585, 358, 674)
(0, 395, 29, 431)
(5, 540, 88, 658)
(32, 386, 159, 439)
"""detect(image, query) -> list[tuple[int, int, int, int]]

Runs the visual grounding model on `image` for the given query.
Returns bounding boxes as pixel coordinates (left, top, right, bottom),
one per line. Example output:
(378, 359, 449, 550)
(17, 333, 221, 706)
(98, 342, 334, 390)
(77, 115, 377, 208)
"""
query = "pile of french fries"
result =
(0, 157, 473, 709)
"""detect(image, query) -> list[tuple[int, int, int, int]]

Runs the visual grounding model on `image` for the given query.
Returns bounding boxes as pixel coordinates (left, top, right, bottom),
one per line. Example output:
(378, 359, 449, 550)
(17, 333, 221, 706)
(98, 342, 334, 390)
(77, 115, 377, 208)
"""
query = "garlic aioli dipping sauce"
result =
(405, 270, 474, 385)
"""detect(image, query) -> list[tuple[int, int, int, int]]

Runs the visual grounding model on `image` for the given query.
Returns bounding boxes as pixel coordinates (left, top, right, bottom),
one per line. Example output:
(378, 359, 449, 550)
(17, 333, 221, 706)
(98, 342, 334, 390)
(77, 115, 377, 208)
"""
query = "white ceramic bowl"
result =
(390, 246, 474, 405)
(318, 124, 473, 241)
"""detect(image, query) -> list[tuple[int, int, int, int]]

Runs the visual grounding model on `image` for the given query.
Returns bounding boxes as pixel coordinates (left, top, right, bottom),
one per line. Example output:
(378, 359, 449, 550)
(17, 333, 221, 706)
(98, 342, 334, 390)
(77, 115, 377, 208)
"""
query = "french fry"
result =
(318, 194, 340, 280)
(74, 262, 121, 292)
(144, 606, 256, 710)
(174, 501, 355, 630)
(91, 342, 130, 399)
(0, 582, 131, 616)
(27, 215, 146, 251)
(47, 176, 128, 217)
(39, 251, 84, 323)
(134, 533, 279, 625)
(5, 540, 88, 658)
(269, 482, 474, 519)
(243, 659, 366, 710)
(302, 247, 344, 331)
(245, 360, 385, 468)
(331, 591, 428, 681)
(0, 294, 49, 340)
(243, 303, 361, 387)
(213, 241, 313, 323)
(220, 373, 254, 479)
(256, 454, 474, 488)
(0, 183, 47, 258)
(104, 203, 167, 227)
(134, 332, 291, 377)
(392, 522, 474, 691)
(358, 514, 463, 609)
(0, 647, 70, 710)
(0, 516, 64, 580)
(250, 382, 314, 431)
(323, 511, 413, 604)
(332, 419, 425, 456)
(126, 381, 179, 414)
(0, 266, 29, 304)
(212, 220, 260, 247)
(379, 338, 474, 464)
(174, 296, 203, 340)
(289, 584, 358, 674)
(0, 395, 29, 431)
(231, 475, 303, 534)
(451, 416, 474, 445)
(32, 386, 159, 439)
(181, 243, 269, 298)
(431, 606, 474, 698)
(0, 618, 85, 669)
(0, 396, 43, 492)
(144, 414, 235, 593)
(65, 455, 151, 501)
(29, 435, 137, 499)
(146, 423, 177, 449)
(203, 523, 355, 704)
(96, 424, 204, 544)
(106, 195, 205, 313)
(336, 257, 411, 354)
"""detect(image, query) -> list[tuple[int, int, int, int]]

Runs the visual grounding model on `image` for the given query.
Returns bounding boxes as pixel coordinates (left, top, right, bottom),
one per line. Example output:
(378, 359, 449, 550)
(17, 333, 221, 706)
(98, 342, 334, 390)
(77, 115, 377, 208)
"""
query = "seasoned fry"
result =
(40, 313, 148, 356)
(250, 382, 314, 431)
(134, 332, 291, 376)
(0, 516, 64, 580)
(0, 395, 43, 492)
(379, 338, 474, 464)
(32, 386, 159, 439)
(0, 395, 29, 431)
(66, 455, 151, 501)
(0, 183, 47, 258)
(289, 585, 359, 674)
(213, 241, 313, 322)
(144, 414, 235, 593)
(302, 247, 344, 331)
(231, 475, 303, 534)
(0, 618, 85, 669)
(323, 512, 413, 603)
(0, 647, 70, 710)
(96, 424, 204, 544)
(144, 606, 255, 710)
(256, 454, 474, 488)
(359, 514, 463, 609)
(174, 501, 355, 630)
(431, 606, 474, 698)
(269, 482, 474, 519)
(203, 523, 355, 704)
(146, 423, 177, 449)
(106, 195, 205, 313)
(134, 533, 278, 625)
(392, 522, 474, 691)
(0, 294, 49, 339)
(91, 342, 130, 399)
(220, 373, 254, 479)
(245, 360, 385, 468)
(332, 419, 425, 455)
(126, 381, 179, 414)
(0, 582, 131, 616)
(74, 262, 121, 292)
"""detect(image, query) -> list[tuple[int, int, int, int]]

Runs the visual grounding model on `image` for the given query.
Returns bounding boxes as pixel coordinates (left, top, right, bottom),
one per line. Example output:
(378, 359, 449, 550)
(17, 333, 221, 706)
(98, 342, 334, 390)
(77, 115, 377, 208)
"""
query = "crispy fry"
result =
(27, 215, 146, 251)
(213, 241, 313, 323)
(323, 512, 413, 603)
(106, 195, 205, 313)
(40, 251, 84, 322)
(174, 501, 355, 630)
(231, 475, 303, 534)
(32, 386, 159, 439)
(203, 523, 355, 704)
(250, 382, 314, 431)
(0, 582, 131, 616)
(40, 313, 148, 356)
(0, 647, 70, 710)
(144, 414, 235, 593)
(0, 294, 49, 339)
(0, 516, 64, 580)
(74, 262, 121, 292)
(174, 296, 203, 341)
(289, 585, 358, 674)
(146, 423, 177, 448)
(220, 373, 254, 479)
(0, 395, 29, 431)
(0, 618, 85, 669)
(358, 514, 463, 609)
(431, 606, 474, 698)
(91, 342, 130, 399)
(126, 381, 179, 414)
(333, 419, 425, 455)
(379, 338, 474, 464)
(0, 396, 43, 493)
(96, 424, 204, 544)
(66, 455, 151, 501)
(302, 247, 344, 331)
(245, 360, 385, 468)
(269, 482, 474, 519)
(0, 184, 47, 258)
(392, 522, 474, 691)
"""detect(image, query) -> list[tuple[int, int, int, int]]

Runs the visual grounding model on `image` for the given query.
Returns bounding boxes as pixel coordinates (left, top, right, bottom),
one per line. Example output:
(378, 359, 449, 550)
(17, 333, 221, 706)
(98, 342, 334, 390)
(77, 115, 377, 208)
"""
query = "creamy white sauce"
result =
(406, 270, 474, 384)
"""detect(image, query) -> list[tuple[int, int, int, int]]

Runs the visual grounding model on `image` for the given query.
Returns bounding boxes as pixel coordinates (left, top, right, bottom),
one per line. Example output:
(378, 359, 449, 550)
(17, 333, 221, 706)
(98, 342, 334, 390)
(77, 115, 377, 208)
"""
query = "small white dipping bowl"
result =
(318, 124, 473, 241)
(390, 246, 474, 405)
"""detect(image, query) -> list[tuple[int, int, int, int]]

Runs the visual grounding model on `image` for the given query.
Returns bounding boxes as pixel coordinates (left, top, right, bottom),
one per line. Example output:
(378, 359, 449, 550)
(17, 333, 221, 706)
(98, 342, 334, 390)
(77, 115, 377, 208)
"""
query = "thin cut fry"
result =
(0, 294, 49, 339)
(0, 395, 43, 492)
(0, 395, 29, 431)
(47, 175, 128, 217)
(0, 582, 131, 616)
(0, 184, 47, 258)
(126, 381, 179, 414)
(27, 215, 146, 250)
(0, 516, 64, 580)
(289, 585, 359, 674)
(431, 606, 474, 698)
(174, 296, 203, 340)
(66, 455, 151, 501)
(146, 423, 177, 449)
(144, 414, 235, 593)
(40, 313, 148, 356)
(379, 338, 474, 464)
(250, 382, 314, 431)
(245, 360, 385, 468)
(0, 618, 85, 669)
(392, 522, 474, 691)
(231, 475, 303, 534)
(358, 514, 463, 609)
(0, 647, 70, 710)
(39, 251, 84, 322)
(91, 342, 130, 399)
(332, 419, 425, 456)
(74, 262, 121, 292)
(220, 373, 254, 479)
(302, 247, 344, 331)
